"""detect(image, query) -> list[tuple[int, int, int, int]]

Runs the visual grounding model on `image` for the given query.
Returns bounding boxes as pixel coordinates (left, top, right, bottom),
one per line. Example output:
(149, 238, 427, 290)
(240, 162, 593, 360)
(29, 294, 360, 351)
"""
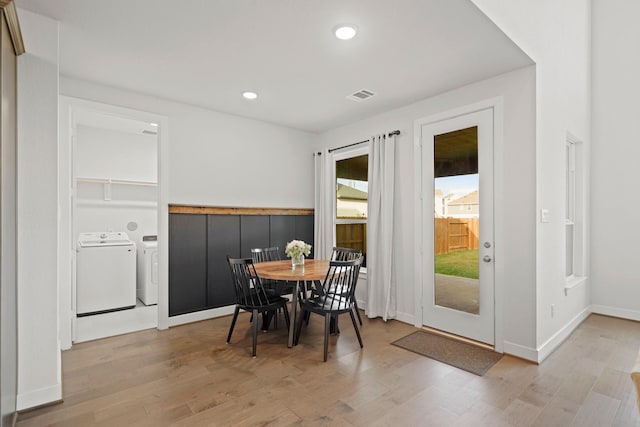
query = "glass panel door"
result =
(434, 127, 480, 315)
(421, 108, 494, 345)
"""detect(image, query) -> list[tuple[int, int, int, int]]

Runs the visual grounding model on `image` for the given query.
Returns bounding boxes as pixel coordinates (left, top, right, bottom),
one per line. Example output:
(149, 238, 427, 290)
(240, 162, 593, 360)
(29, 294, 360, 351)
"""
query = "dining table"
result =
(253, 258, 329, 348)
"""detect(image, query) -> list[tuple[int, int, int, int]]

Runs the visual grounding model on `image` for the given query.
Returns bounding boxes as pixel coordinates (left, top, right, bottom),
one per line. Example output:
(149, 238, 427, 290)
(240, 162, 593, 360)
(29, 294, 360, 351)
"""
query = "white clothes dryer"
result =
(137, 236, 158, 305)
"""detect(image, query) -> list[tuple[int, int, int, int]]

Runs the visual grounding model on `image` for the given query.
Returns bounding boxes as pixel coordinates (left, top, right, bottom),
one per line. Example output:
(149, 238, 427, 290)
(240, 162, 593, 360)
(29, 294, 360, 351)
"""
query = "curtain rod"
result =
(324, 130, 401, 154)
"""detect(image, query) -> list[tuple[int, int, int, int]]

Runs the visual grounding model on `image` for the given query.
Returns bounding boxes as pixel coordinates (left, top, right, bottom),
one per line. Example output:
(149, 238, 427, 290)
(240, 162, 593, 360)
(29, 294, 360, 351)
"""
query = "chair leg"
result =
(227, 306, 240, 343)
(353, 300, 363, 325)
(252, 309, 259, 357)
(330, 316, 340, 335)
(323, 313, 331, 362)
(349, 309, 363, 348)
(282, 303, 291, 331)
(272, 300, 280, 330)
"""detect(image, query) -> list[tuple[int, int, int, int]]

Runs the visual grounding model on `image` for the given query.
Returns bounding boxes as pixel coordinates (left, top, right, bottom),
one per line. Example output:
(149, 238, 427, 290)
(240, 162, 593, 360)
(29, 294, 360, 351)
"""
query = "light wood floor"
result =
(16, 313, 640, 426)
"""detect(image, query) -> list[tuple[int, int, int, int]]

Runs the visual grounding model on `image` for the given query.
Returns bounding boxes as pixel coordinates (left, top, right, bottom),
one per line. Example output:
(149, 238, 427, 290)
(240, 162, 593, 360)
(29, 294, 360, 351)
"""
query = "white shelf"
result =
(76, 177, 157, 187)
(76, 177, 157, 201)
(76, 199, 157, 208)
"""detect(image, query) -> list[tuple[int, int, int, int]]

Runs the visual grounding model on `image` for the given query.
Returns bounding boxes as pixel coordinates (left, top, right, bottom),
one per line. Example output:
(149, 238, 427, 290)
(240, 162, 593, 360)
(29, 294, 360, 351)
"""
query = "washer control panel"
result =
(78, 231, 132, 247)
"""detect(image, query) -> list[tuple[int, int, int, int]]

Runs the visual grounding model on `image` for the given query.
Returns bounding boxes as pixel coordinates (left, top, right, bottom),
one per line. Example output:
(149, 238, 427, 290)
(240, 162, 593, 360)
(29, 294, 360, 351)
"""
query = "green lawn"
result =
(434, 249, 479, 279)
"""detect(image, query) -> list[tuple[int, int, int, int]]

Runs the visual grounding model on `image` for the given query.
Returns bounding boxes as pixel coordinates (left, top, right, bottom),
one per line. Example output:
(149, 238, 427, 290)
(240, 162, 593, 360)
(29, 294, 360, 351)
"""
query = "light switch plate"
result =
(540, 208, 550, 223)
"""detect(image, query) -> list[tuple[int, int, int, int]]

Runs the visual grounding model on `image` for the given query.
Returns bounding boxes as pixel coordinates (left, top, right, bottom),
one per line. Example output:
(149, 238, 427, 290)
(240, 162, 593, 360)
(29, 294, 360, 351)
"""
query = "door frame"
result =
(58, 97, 170, 350)
(413, 98, 504, 353)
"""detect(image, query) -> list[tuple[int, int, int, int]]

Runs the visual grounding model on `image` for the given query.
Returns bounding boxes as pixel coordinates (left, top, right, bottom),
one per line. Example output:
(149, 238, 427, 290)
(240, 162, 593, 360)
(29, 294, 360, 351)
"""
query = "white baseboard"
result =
(591, 304, 640, 322)
(393, 311, 416, 326)
(503, 341, 538, 362)
(501, 307, 591, 363)
(168, 305, 235, 327)
(535, 306, 592, 363)
(75, 304, 158, 343)
(356, 298, 415, 325)
(16, 383, 62, 411)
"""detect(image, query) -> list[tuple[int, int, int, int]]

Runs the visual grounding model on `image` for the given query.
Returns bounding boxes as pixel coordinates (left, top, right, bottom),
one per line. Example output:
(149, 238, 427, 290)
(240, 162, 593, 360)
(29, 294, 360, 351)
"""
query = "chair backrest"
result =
(227, 257, 271, 307)
(318, 256, 363, 311)
(251, 247, 281, 263)
(331, 247, 362, 261)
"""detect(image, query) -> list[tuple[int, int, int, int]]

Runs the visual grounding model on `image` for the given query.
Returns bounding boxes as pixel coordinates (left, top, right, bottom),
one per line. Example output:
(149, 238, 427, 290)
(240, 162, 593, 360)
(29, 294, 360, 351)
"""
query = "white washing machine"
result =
(137, 236, 158, 305)
(76, 231, 137, 316)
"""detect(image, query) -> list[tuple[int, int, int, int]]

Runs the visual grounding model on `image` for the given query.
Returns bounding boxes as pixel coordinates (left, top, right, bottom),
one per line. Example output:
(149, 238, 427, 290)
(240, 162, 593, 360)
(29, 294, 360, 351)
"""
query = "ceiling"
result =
(15, 0, 532, 134)
(435, 127, 478, 178)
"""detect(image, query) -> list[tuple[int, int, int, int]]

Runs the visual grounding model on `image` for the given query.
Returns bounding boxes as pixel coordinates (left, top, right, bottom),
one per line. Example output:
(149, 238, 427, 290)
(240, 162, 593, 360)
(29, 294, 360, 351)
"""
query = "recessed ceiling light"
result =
(242, 91, 258, 100)
(334, 24, 357, 40)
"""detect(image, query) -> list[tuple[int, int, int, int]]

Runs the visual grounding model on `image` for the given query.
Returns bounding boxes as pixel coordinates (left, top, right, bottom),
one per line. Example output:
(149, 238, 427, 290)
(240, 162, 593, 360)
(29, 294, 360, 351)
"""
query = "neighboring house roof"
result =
(337, 183, 368, 201)
(448, 190, 479, 206)
(435, 189, 443, 197)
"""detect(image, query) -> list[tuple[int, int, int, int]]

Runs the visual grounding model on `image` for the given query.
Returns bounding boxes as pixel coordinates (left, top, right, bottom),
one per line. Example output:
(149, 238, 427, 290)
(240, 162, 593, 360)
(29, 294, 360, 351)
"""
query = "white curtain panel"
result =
(313, 150, 332, 259)
(366, 133, 397, 320)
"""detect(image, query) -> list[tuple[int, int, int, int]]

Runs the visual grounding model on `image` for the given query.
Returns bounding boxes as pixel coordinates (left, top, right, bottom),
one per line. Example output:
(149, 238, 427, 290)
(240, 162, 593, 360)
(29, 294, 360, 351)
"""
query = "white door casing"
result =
(417, 107, 495, 345)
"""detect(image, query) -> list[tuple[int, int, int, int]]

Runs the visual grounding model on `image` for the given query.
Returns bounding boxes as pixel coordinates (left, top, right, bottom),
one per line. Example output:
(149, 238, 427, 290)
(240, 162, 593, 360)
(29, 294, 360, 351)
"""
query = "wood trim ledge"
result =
(1, 1, 25, 55)
(169, 205, 314, 216)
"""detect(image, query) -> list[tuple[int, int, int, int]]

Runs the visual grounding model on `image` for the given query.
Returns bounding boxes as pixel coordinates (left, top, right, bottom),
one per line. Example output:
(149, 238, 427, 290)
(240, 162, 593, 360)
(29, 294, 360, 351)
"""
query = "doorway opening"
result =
(59, 97, 168, 348)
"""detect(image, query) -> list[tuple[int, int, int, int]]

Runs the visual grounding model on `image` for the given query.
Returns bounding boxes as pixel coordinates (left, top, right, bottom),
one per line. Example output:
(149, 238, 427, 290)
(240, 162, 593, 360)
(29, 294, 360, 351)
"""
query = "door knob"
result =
(483, 255, 492, 263)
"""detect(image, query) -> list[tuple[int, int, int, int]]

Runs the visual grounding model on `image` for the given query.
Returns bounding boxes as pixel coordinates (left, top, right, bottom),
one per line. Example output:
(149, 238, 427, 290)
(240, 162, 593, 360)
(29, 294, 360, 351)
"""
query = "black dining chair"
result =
(306, 247, 364, 326)
(331, 247, 364, 325)
(226, 257, 290, 357)
(294, 256, 363, 362)
(250, 247, 293, 329)
(250, 247, 281, 263)
(331, 247, 362, 261)
(250, 247, 283, 295)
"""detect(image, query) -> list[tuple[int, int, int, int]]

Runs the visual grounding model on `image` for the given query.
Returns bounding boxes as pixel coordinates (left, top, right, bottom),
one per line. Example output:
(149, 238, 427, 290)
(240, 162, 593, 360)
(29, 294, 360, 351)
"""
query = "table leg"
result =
(288, 280, 300, 347)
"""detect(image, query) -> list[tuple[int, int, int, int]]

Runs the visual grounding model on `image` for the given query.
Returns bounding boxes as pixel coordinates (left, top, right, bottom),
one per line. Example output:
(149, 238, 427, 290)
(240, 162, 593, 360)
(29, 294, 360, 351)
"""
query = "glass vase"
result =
(291, 254, 305, 269)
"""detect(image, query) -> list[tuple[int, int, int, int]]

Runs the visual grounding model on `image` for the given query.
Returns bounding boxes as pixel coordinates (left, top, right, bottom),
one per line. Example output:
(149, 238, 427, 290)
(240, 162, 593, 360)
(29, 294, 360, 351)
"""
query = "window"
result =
(565, 133, 584, 284)
(334, 146, 368, 267)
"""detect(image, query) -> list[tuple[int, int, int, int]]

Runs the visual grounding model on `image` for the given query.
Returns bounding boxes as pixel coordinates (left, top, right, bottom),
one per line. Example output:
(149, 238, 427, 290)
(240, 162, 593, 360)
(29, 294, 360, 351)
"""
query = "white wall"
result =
(75, 185, 158, 248)
(0, 6, 18, 421)
(60, 78, 318, 209)
(75, 125, 157, 182)
(16, 9, 61, 410)
(75, 125, 158, 245)
(472, 0, 592, 356)
(319, 66, 537, 354)
(591, 0, 640, 318)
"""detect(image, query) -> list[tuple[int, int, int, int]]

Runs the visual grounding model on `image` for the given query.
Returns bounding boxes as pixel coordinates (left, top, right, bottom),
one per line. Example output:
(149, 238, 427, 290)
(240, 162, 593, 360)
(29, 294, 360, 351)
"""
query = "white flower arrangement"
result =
(285, 240, 312, 258)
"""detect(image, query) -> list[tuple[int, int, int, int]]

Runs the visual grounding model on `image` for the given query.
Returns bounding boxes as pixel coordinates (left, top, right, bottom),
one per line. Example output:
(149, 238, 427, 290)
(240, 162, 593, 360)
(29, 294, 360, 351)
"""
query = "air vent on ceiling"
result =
(347, 89, 376, 102)
(142, 129, 157, 135)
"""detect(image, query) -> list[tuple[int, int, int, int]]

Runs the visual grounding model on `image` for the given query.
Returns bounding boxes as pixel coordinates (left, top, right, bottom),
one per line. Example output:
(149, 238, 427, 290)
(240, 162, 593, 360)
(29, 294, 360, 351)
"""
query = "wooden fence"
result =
(336, 218, 477, 257)
(336, 223, 367, 266)
(336, 223, 366, 253)
(435, 217, 479, 255)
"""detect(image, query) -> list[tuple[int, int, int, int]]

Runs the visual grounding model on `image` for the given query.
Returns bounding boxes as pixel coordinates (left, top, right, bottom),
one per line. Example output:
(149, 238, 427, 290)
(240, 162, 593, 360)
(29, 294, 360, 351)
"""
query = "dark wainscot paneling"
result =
(240, 215, 270, 258)
(168, 208, 314, 316)
(207, 215, 240, 309)
(169, 213, 207, 316)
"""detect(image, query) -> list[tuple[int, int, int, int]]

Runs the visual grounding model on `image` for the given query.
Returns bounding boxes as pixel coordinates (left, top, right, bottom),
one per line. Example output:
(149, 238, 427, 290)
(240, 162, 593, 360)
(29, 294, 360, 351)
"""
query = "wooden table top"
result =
(253, 259, 329, 281)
